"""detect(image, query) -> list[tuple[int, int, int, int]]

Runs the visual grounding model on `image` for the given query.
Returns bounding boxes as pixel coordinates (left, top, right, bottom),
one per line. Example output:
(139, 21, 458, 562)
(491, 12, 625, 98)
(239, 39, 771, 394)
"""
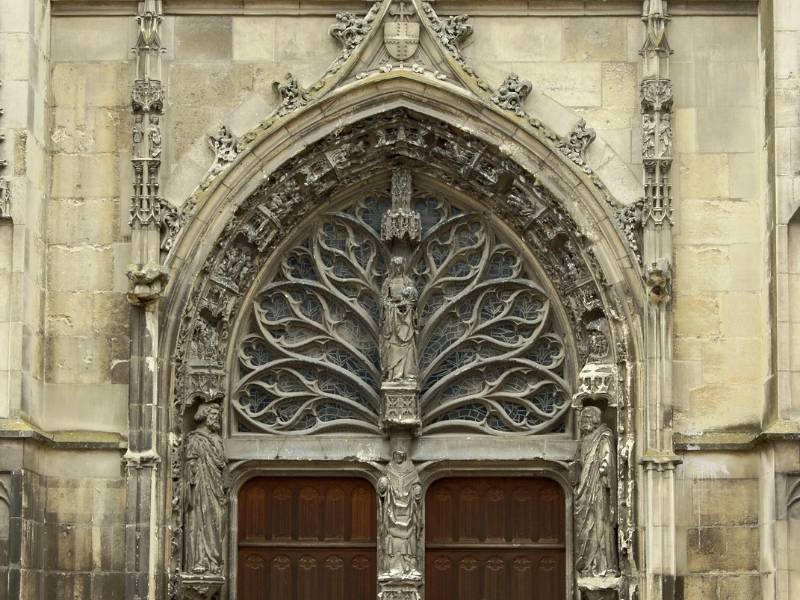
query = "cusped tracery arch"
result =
(233, 185, 572, 436)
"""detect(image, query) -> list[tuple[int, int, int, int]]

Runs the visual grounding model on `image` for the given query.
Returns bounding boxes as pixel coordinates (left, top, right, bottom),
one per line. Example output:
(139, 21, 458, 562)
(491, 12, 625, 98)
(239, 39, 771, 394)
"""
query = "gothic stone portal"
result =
(176, 151, 627, 600)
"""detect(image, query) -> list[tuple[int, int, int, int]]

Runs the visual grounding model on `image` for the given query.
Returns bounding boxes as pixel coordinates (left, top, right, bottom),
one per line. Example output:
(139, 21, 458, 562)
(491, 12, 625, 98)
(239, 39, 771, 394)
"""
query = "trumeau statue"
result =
(380, 256, 419, 382)
(378, 449, 423, 578)
(575, 406, 619, 577)
(184, 402, 226, 575)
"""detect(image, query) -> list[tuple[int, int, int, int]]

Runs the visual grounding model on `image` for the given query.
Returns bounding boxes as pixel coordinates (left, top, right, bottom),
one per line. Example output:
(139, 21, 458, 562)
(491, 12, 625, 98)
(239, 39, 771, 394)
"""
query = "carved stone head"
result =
(392, 449, 407, 464)
(579, 406, 602, 434)
(195, 402, 222, 433)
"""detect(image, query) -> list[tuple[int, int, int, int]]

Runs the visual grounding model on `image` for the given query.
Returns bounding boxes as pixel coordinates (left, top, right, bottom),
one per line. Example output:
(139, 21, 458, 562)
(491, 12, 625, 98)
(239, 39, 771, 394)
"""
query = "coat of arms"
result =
(383, 1, 419, 61)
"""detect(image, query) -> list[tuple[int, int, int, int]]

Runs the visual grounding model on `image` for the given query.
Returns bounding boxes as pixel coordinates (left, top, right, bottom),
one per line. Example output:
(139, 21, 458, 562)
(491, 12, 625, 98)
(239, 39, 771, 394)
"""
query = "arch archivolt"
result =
(162, 75, 643, 600)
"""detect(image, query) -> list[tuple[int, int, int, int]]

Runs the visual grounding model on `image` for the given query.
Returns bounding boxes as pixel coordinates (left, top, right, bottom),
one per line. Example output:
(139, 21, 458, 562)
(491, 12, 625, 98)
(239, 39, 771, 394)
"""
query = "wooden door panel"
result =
(425, 477, 566, 600)
(238, 477, 377, 600)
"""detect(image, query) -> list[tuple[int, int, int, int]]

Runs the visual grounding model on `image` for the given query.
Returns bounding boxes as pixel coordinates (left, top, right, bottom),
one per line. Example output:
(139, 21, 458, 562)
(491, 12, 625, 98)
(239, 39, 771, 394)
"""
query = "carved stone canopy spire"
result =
(381, 166, 421, 242)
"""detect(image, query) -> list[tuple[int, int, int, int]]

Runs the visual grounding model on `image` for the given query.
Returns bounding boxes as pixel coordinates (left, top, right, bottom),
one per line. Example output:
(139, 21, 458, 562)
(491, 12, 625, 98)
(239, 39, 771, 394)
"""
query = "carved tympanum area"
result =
(233, 182, 570, 436)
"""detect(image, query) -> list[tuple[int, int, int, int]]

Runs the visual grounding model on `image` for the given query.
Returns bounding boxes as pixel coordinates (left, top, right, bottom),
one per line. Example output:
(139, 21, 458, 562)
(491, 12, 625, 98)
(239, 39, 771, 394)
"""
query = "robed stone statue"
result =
(184, 402, 226, 575)
(378, 449, 423, 578)
(575, 406, 619, 577)
(380, 256, 419, 382)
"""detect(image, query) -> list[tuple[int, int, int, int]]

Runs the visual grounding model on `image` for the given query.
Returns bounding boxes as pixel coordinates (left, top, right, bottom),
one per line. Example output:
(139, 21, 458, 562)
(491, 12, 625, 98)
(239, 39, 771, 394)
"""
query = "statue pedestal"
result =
(378, 574, 422, 600)
(577, 575, 624, 600)
(381, 381, 420, 430)
(179, 573, 224, 600)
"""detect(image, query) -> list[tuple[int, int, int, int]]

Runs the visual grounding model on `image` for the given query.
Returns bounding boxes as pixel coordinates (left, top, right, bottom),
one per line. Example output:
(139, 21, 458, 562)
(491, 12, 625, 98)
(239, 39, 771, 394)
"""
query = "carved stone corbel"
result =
(126, 261, 170, 305)
(645, 257, 672, 304)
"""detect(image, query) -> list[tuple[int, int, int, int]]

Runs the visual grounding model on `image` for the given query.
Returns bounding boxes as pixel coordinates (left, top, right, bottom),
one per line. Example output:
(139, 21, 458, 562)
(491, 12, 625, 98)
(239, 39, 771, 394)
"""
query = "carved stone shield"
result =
(384, 21, 420, 60)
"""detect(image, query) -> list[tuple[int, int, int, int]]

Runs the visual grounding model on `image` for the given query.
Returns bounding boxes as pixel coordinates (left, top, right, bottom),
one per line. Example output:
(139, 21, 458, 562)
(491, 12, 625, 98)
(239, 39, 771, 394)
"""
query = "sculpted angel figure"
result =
(184, 402, 226, 575)
(380, 256, 419, 382)
(574, 406, 619, 577)
(378, 449, 423, 578)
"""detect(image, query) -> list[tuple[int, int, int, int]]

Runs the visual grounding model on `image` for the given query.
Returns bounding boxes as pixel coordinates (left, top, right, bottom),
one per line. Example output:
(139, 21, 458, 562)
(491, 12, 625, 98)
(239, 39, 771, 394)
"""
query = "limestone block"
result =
(274, 16, 339, 71)
(48, 199, 119, 246)
(674, 246, 730, 294)
(43, 572, 91, 599)
(601, 62, 637, 110)
(90, 572, 125, 600)
(728, 244, 763, 293)
(51, 17, 132, 62)
(464, 16, 561, 62)
(681, 575, 717, 600)
(776, 31, 800, 80)
(50, 64, 86, 108)
(671, 17, 757, 64)
(47, 247, 114, 292)
(671, 61, 696, 108)
(687, 383, 762, 428)
(1, 33, 31, 80)
(563, 17, 627, 62)
(677, 154, 729, 199)
(774, 81, 799, 127)
(728, 153, 760, 201)
(719, 293, 763, 339)
(175, 16, 232, 61)
(698, 61, 758, 109)
(674, 294, 720, 338)
(687, 526, 759, 572)
(45, 481, 95, 524)
(232, 16, 276, 62)
(85, 63, 129, 108)
(673, 359, 703, 412)
(719, 575, 761, 600)
(675, 336, 703, 362)
(680, 452, 761, 479)
(0, 81, 31, 129)
(696, 107, 757, 153)
(45, 335, 111, 385)
(675, 199, 759, 246)
(47, 292, 95, 336)
(43, 522, 93, 571)
(0, 0, 32, 33)
(92, 293, 129, 341)
(690, 479, 759, 526)
(776, 0, 800, 30)
(513, 62, 601, 108)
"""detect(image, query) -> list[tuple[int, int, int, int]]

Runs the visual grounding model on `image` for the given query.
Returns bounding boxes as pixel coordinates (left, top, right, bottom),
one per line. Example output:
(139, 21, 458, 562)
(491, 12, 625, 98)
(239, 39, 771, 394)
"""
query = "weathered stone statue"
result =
(378, 449, 422, 578)
(380, 256, 419, 382)
(575, 406, 618, 577)
(184, 402, 226, 575)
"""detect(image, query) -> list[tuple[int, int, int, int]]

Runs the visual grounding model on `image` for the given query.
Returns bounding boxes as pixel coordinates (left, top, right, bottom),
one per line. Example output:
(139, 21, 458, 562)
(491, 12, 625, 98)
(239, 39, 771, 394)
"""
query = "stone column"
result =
(124, 3, 168, 600)
(638, 3, 682, 599)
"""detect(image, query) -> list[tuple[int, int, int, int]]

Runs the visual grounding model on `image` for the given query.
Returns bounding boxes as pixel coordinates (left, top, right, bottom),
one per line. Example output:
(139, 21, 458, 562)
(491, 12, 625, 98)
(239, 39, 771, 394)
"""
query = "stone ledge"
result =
(0, 418, 127, 450)
(674, 422, 800, 451)
(50, 0, 758, 17)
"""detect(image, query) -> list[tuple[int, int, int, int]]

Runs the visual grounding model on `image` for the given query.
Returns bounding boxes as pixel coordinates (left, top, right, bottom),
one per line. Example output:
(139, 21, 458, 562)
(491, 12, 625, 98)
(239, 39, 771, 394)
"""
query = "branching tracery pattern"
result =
(234, 193, 570, 434)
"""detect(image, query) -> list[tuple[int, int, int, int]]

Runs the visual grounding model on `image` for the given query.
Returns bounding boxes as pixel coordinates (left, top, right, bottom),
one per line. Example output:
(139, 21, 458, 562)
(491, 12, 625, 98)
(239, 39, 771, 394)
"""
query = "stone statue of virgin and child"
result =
(380, 256, 419, 383)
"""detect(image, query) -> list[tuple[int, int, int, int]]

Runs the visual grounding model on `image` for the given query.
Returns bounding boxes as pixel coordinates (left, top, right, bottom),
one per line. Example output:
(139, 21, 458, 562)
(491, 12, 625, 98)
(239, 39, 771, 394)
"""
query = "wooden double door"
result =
(238, 476, 565, 600)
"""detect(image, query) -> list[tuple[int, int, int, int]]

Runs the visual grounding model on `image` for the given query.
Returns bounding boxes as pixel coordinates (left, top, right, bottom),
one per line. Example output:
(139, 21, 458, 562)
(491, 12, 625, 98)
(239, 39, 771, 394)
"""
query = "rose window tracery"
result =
(234, 190, 570, 435)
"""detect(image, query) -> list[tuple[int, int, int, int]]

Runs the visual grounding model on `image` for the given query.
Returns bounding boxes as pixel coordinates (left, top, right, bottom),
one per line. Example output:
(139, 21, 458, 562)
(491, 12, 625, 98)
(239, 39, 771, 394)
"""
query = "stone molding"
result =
(51, 0, 760, 17)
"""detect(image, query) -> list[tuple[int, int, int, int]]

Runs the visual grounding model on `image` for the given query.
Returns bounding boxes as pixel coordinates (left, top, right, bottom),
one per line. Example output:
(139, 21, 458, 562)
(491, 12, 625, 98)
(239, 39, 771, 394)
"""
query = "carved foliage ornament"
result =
(557, 118, 596, 172)
(491, 73, 532, 116)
